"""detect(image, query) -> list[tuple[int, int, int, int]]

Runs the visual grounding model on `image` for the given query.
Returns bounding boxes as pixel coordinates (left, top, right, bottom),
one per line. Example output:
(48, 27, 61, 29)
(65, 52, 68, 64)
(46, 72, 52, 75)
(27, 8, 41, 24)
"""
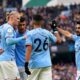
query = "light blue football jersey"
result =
(0, 23, 25, 61)
(0, 25, 3, 49)
(15, 30, 29, 67)
(72, 34, 80, 70)
(25, 28, 57, 69)
(0, 23, 16, 61)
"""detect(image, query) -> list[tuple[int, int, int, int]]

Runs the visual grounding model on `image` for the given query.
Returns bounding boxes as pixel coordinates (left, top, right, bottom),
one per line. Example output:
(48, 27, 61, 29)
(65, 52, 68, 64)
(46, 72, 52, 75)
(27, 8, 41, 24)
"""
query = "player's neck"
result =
(8, 21, 13, 27)
(34, 25, 41, 29)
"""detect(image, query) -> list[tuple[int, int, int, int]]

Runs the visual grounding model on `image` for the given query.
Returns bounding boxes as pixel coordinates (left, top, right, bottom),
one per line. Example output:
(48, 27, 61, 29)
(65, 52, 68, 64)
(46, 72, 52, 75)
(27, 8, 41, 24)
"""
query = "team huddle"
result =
(0, 11, 80, 80)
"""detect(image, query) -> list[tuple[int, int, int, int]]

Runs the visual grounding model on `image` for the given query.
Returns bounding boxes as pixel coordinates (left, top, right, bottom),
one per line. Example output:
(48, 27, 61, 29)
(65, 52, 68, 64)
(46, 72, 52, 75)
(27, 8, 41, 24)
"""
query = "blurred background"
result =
(0, 0, 80, 80)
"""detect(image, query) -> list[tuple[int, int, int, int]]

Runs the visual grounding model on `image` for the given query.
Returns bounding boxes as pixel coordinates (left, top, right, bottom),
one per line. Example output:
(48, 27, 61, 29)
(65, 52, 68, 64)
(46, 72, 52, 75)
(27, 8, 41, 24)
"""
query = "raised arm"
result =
(57, 27, 72, 38)
(50, 20, 61, 43)
(54, 32, 61, 43)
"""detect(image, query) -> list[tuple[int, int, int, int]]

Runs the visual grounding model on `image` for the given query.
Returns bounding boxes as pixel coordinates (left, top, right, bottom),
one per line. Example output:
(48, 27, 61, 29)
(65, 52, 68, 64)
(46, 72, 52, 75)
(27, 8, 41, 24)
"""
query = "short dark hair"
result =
(33, 14, 43, 22)
(19, 16, 28, 22)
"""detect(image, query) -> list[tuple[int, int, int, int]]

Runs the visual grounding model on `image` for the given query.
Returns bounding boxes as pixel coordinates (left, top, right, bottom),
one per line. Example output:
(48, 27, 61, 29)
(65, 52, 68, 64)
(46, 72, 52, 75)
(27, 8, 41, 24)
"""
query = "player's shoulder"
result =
(3, 23, 13, 30)
(75, 35, 80, 40)
(27, 28, 51, 36)
(3, 23, 11, 27)
(43, 28, 50, 33)
(23, 29, 29, 36)
(72, 34, 78, 38)
(26, 29, 29, 33)
(42, 28, 52, 36)
(27, 28, 42, 34)
(2, 23, 13, 34)
(27, 29, 34, 36)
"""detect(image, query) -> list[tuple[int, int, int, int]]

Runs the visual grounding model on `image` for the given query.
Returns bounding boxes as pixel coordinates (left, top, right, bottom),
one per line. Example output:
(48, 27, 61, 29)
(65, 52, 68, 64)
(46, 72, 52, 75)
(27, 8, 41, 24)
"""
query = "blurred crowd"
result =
(0, 4, 80, 31)
(52, 63, 76, 80)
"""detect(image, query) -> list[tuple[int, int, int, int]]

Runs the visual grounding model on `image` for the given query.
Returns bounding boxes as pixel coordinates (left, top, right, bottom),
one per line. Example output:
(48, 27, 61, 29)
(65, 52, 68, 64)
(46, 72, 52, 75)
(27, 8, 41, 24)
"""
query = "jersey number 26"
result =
(34, 38, 49, 52)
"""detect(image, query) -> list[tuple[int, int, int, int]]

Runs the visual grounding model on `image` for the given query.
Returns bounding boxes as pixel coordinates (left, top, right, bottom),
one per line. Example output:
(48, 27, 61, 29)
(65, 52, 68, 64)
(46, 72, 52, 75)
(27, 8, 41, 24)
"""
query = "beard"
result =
(76, 32, 80, 36)
(19, 29, 26, 34)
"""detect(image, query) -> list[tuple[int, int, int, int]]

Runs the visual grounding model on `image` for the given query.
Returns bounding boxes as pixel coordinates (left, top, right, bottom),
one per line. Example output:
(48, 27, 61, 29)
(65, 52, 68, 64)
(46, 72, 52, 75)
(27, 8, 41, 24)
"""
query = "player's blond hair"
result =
(6, 11, 20, 21)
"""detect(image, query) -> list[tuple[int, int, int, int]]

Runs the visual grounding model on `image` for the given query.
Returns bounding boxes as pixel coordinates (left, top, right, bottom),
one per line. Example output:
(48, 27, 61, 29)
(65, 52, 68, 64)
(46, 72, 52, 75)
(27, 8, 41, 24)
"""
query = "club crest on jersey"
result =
(7, 28, 12, 34)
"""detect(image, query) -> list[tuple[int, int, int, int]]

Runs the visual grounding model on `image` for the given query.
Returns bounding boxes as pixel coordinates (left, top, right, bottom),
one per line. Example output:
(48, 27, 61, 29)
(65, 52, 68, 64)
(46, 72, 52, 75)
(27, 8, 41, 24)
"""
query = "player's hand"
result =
(0, 49, 4, 55)
(50, 20, 58, 32)
(23, 35, 27, 39)
(25, 62, 31, 75)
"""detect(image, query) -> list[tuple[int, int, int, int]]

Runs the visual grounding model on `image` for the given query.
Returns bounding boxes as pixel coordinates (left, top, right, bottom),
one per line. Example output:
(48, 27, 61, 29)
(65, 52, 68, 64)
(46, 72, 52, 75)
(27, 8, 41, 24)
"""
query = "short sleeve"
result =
(25, 33, 32, 46)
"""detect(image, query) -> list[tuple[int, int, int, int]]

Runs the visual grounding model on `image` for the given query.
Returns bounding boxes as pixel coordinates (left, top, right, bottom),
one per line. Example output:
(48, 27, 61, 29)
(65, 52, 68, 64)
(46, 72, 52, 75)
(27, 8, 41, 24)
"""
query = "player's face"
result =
(75, 24, 80, 36)
(18, 21, 26, 33)
(12, 14, 20, 30)
(13, 15, 20, 26)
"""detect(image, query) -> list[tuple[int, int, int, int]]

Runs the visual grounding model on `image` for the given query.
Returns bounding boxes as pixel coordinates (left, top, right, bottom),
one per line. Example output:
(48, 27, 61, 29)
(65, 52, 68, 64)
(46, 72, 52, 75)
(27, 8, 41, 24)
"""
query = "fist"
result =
(51, 20, 57, 29)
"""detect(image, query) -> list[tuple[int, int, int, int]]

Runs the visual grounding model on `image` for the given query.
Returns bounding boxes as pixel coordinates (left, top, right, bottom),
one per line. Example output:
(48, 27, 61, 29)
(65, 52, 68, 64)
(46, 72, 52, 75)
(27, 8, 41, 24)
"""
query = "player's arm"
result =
(5, 28, 27, 45)
(25, 45, 32, 62)
(6, 36, 26, 45)
(50, 20, 72, 40)
(25, 45, 32, 75)
(25, 34, 32, 75)
(49, 31, 61, 44)
(25, 34, 32, 62)
(57, 27, 72, 38)
(54, 32, 61, 43)
(50, 20, 61, 43)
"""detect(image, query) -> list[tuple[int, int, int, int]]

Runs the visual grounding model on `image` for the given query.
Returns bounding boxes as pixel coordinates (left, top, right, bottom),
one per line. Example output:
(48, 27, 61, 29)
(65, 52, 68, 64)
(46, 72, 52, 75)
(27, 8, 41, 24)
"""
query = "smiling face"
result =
(18, 21, 26, 34)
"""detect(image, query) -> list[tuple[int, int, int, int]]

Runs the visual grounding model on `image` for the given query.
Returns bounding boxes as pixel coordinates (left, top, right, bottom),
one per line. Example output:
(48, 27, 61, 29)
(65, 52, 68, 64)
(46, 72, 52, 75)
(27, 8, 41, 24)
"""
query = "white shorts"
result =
(76, 71, 80, 80)
(27, 67, 52, 80)
(0, 61, 20, 80)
